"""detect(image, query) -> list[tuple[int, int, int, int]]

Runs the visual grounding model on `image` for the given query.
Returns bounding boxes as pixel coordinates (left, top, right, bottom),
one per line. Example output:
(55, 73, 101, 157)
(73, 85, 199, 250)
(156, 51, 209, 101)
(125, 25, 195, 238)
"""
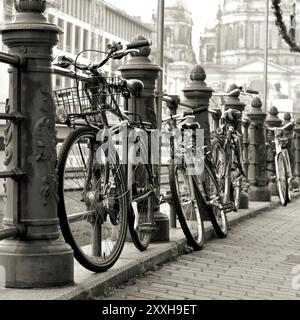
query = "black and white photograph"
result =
(0, 0, 300, 308)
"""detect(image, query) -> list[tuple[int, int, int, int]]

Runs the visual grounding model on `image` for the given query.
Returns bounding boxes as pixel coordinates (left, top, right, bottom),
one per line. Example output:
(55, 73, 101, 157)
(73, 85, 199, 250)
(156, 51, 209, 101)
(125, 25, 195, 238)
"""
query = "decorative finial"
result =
(190, 65, 206, 81)
(284, 112, 292, 121)
(227, 84, 240, 97)
(269, 106, 279, 116)
(251, 97, 262, 109)
(130, 35, 151, 57)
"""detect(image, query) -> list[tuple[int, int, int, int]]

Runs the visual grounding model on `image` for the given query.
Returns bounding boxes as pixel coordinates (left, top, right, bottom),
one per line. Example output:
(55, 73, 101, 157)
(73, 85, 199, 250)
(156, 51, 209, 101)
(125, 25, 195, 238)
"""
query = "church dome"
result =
(165, 0, 189, 10)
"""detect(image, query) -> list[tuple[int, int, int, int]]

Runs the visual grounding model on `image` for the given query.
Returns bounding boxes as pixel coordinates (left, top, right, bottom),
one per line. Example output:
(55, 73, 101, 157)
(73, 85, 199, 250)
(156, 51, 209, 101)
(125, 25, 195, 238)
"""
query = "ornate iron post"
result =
(247, 97, 271, 202)
(241, 116, 250, 207)
(182, 65, 213, 148)
(0, 0, 73, 288)
(225, 84, 248, 208)
(165, 95, 179, 229)
(294, 117, 300, 186)
(265, 106, 282, 195)
(118, 35, 169, 242)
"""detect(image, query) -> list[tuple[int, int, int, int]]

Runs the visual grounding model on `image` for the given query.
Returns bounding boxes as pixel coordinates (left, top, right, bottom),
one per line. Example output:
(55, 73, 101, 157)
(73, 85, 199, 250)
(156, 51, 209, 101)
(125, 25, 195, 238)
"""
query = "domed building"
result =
(200, 0, 300, 114)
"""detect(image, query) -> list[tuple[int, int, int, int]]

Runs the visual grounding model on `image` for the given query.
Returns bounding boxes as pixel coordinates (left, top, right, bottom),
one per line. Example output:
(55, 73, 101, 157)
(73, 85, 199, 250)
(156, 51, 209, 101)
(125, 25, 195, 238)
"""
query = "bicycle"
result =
(53, 39, 158, 272)
(162, 96, 233, 247)
(209, 88, 257, 212)
(266, 119, 295, 206)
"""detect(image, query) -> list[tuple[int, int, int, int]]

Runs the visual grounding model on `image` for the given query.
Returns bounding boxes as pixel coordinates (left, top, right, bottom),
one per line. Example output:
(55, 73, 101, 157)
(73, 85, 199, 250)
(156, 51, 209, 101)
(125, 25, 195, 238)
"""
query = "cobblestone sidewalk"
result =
(103, 199, 300, 300)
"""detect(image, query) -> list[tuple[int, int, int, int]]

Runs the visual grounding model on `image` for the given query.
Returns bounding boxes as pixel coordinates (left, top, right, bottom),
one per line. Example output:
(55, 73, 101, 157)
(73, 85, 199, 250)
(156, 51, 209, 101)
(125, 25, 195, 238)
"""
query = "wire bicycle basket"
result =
(53, 77, 123, 123)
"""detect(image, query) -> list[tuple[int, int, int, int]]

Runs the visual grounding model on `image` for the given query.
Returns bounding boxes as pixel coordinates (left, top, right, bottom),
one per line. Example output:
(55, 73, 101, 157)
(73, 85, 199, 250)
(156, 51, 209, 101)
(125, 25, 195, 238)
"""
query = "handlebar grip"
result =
(183, 107, 208, 116)
(246, 89, 259, 95)
(126, 39, 152, 49)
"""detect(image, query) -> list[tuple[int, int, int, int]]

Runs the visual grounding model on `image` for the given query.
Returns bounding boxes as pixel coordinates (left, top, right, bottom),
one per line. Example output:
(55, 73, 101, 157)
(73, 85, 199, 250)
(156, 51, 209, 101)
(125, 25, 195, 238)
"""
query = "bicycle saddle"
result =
(225, 109, 241, 121)
(182, 122, 200, 130)
(125, 79, 144, 96)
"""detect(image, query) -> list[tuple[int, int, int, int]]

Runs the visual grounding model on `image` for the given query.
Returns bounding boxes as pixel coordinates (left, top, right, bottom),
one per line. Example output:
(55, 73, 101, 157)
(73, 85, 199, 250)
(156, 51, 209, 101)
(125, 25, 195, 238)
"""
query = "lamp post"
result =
(263, 0, 270, 112)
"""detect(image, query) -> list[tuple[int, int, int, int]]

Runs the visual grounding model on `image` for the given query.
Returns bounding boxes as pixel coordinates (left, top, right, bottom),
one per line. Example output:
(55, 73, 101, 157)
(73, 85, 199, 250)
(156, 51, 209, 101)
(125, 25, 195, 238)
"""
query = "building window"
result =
(75, 25, 81, 54)
(57, 18, 64, 50)
(66, 22, 72, 53)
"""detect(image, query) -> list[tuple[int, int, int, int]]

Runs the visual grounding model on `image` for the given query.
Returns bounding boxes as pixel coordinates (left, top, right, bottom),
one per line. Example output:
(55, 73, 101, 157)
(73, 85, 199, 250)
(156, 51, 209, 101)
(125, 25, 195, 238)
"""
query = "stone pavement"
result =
(0, 199, 277, 300)
(103, 198, 300, 300)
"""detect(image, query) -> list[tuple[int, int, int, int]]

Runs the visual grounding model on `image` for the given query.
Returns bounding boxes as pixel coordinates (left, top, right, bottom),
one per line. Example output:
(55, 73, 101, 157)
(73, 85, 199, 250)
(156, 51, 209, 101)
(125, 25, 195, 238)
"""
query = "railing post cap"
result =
(15, 0, 46, 13)
(251, 96, 262, 109)
(225, 83, 245, 111)
(129, 35, 151, 58)
(182, 64, 213, 97)
(190, 64, 206, 82)
(118, 35, 162, 73)
(1, 0, 62, 34)
(284, 112, 292, 121)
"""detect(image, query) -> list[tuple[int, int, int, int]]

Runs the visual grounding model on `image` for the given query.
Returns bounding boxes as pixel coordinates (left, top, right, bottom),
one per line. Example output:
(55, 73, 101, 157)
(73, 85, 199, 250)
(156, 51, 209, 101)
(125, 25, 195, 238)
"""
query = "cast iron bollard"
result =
(118, 35, 169, 242)
(165, 95, 180, 229)
(0, 0, 74, 288)
(294, 118, 300, 186)
(247, 97, 271, 202)
(241, 116, 250, 204)
(182, 65, 213, 148)
(225, 84, 248, 208)
(265, 106, 282, 195)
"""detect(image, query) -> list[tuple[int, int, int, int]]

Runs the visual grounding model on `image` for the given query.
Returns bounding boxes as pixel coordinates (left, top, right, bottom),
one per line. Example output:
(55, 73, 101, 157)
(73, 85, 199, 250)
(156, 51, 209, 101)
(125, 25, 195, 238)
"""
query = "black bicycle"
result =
(53, 39, 158, 272)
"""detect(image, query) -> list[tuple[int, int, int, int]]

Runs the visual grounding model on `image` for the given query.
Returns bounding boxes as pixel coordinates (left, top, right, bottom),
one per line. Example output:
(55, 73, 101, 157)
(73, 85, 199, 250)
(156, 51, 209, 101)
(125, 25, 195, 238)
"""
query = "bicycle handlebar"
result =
(267, 120, 295, 131)
(126, 39, 152, 49)
(245, 89, 259, 95)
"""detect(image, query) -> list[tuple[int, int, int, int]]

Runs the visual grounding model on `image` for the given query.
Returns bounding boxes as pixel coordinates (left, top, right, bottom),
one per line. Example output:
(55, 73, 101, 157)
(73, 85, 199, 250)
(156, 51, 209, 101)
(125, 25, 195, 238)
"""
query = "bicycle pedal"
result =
(131, 201, 139, 231)
(222, 202, 234, 213)
(138, 223, 158, 233)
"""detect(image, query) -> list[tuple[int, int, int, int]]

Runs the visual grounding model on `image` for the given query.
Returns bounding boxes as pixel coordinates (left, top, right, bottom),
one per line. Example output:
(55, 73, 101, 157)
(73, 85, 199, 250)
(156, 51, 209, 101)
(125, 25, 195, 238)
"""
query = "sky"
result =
(107, 0, 220, 57)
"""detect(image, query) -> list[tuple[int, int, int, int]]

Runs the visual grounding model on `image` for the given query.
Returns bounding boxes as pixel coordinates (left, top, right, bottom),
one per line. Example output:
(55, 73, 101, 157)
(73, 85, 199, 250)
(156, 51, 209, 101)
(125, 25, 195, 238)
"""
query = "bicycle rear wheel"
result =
(57, 126, 128, 272)
(169, 160, 205, 250)
(276, 152, 289, 206)
(204, 165, 228, 238)
(128, 162, 154, 251)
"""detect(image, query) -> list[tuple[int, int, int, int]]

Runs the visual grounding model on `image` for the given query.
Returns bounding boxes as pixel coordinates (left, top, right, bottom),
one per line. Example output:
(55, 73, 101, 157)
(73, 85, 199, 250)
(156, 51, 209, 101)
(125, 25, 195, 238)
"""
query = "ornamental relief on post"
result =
(35, 87, 58, 205)
(3, 99, 13, 167)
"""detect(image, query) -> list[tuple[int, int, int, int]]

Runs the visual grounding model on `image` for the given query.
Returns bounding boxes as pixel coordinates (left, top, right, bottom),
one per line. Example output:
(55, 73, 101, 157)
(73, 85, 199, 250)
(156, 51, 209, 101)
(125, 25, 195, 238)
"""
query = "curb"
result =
(56, 197, 287, 300)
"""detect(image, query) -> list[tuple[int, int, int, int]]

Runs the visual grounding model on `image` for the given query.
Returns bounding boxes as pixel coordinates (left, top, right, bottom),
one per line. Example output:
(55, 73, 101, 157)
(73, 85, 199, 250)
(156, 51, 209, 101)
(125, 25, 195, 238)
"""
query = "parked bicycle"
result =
(209, 88, 258, 212)
(163, 96, 233, 249)
(53, 39, 158, 272)
(266, 120, 295, 206)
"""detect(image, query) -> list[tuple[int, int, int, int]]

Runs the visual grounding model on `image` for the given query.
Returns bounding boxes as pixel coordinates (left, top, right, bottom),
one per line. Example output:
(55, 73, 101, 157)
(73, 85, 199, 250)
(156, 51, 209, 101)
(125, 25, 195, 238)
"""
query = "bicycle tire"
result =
(169, 159, 205, 250)
(127, 139, 154, 251)
(276, 152, 289, 206)
(204, 164, 228, 238)
(211, 138, 227, 196)
(57, 126, 128, 272)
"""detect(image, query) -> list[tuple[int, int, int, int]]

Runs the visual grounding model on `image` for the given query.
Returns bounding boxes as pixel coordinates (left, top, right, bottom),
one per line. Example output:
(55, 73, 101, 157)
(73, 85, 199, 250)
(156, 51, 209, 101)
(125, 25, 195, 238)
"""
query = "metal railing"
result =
(0, 51, 22, 239)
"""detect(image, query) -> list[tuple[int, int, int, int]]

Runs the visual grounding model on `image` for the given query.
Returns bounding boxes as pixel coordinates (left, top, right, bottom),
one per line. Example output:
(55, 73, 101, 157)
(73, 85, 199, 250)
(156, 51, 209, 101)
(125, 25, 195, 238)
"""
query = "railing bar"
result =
(0, 52, 20, 66)
(0, 171, 22, 179)
(0, 227, 18, 241)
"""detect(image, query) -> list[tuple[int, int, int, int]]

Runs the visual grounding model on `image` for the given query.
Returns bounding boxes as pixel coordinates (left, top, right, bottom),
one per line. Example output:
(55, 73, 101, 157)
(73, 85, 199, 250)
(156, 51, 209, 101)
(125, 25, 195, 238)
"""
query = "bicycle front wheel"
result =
(169, 160, 205, 250)
(276, 152, 289, 206)
(57, 126, 128, 272)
